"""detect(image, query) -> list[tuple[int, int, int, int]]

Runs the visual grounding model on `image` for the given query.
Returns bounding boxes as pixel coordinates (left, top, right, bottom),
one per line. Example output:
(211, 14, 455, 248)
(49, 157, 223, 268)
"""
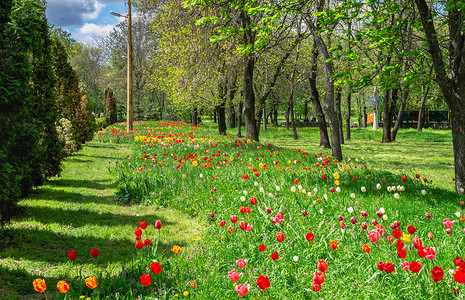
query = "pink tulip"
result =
(228, 270, 240, 282)
(210, 213, 214, 218)
(446, 228, 452, 235)
(155, 220, 162, 230)
(425, 247, 436, 260)
(372, 219, 378, 225)
(302, 210, 308, 217)
(425, 213, 431, 219)
(376, 211, 383, 218)
(443, 218, 453, 228)
(361, 211, 368, 217)
(246, 224, 253, 231)
(337, 215, 343, 221)
(367, 229, 380, 242)
(236, 259, 246, 269)
(401, 261, 410, 271)
(350, 217, 357, 224)
(230, 215, 238, 223)
(361, 222, 367, 230)
(235, 284, 250, 296)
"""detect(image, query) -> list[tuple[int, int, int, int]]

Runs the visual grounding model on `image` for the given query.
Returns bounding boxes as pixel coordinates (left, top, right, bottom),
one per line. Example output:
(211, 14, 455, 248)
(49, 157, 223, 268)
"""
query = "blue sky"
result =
(45, 0, 129, 44)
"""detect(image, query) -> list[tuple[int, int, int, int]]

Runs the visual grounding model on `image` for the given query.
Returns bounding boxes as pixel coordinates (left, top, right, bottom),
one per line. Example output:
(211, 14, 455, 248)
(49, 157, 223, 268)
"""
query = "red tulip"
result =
(68, 250, 77, 261)
(155, 220, 162, 230)
(454, 269, 465, 283)
(425, 247, 436, 260)
(270, 251, 279, 261)
(322, 174, 327, 180)
(417, 246, 427, 258)
(397, 248, 407, 259)
(256, 275, 270, 290)
(210, 212, 215, 218)
(384, 262, 394, 273)
(367, 230, 380, 242)
(431, 266, 444, 282)
(239, 221, 247, 230)
(387, 236, 394, 243)
(454, 257, 464, 266)
(410, 261, 422, 273)
(236, 259, 246, 269)
(305, 232, 315, 241)
(258, 244, 266, 252)
(412, 236, 422, 249)
(230, 215, 237, 223)
(134, 227, 142, 236)
(150, 262, 162, 274)
(302, 210, 308, 217)
(90, 248, 99, 258)
(313, 271, 325, 284)
(235, 284, 250, 296)
(250, 196, 257, 205)
(377, 262, 385, 271)
(276, 232, 285, 242)
(392, 229, 402, 239)
(140, 274, 151, 286)
(407, 225, 416, 234)
(312, 282, 321, 292)
(402, 176, 407, 182)
(240, 206, 247, 214)
(228, 270, 240, 282)
(139, 221, 147, 229)
(415, 174, 420, 179)
(443, 218, 453, 228)
(135, 240, 144, 249)
(317, 259, 328, 272)
(395, 239, 404, 250)
(220, 220, 226, 227)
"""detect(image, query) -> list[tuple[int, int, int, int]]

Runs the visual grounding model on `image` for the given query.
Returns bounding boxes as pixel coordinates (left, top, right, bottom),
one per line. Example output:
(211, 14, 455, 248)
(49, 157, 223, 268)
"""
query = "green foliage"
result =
(52, 38, 97, 153)
(0, 0, 65, 225)
(105, 87, 117, 125)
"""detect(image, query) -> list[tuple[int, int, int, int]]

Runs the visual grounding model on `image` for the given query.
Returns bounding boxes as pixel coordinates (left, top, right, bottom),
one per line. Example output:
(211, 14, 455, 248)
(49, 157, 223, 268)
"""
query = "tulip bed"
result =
(42, 121, 465, 299)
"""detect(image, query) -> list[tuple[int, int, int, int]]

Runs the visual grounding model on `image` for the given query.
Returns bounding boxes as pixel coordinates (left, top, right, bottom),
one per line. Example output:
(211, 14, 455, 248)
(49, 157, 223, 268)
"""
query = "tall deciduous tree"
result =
(414, 0, 465, 193)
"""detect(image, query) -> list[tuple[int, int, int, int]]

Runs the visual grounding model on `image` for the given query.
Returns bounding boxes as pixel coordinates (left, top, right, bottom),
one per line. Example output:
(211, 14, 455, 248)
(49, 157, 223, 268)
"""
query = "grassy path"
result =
(0, 140, 203, 299)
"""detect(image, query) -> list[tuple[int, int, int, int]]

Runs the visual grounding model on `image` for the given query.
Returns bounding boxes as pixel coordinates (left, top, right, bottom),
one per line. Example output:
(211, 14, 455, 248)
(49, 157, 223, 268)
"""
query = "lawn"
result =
(1, 121, 463, 299)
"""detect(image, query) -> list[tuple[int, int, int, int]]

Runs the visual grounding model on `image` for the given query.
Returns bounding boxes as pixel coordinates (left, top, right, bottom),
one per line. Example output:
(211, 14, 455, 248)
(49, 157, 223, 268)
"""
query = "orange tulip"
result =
(85, 276, 98, 289)
(33, 279, 46, 293)
(362, 244, 371, 253)
(57, 280, 69, 293)
(329, 240, 338, 250)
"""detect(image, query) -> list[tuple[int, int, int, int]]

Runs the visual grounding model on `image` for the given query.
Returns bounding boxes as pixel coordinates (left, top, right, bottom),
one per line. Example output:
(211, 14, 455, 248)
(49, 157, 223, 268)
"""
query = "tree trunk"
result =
(382, 89, 392, 143)
(289, 44, 299, 140)
(243, 54, 259, 141)
(285, 107, 290, 130)
(391, 88, 409, 141)
(228, 104, 236, 128)
(308, 44, 330, 148)
(312, 30, 342, 161)
(263, 105, 267, 132)
(372, 86, 379, 130)
(273, 107, 278, 125)
(417, 85, 429, 132)
(216, 83, 227, 135)
(335, 87, 344, 144)
(363, 106, 367, 128)
(345, 93, 351, 140)
(415, 0, 465, 193)
(237, 99, 243, 138)
(213, 109, 217, 123)
(191, 107, 198, 125)
(304, 100, 309, 122)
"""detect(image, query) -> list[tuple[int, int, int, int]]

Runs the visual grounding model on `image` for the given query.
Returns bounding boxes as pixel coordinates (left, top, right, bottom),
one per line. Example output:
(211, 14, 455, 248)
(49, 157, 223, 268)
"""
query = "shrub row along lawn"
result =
(3, 121, 464, 299)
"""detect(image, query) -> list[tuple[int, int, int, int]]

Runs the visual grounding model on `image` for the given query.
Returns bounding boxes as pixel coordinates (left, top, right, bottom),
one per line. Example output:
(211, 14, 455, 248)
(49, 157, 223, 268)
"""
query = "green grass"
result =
(0, 140, 203, 299)
(204, 121, 455, 192)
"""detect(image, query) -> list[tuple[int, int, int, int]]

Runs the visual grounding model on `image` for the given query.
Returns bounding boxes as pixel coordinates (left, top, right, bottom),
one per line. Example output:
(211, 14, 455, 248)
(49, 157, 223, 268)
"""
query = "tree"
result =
(0, 0, 65, 224)
(414, 0, 465, 193)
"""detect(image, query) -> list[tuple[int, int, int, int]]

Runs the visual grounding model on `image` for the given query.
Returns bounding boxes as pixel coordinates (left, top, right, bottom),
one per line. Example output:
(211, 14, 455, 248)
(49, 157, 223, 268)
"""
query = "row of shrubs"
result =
(0, 0, 117, 226)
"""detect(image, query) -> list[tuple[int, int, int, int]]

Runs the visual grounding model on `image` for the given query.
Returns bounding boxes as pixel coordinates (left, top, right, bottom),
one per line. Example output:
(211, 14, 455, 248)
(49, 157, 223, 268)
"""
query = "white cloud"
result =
(75, 23, 115, 44)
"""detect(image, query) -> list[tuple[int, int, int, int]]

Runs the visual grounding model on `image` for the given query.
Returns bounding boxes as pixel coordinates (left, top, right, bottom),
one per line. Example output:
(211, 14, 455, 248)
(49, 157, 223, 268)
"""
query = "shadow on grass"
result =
(46, 179, 114, 191)
(32, 188, 112, 204)
(23, 204, 176, 229)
